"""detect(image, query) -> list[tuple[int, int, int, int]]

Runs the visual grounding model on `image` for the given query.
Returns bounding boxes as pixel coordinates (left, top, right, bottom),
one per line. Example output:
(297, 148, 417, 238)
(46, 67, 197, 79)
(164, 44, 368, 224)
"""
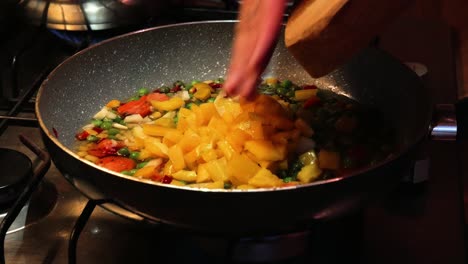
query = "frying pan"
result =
(36, 21, 432, 235)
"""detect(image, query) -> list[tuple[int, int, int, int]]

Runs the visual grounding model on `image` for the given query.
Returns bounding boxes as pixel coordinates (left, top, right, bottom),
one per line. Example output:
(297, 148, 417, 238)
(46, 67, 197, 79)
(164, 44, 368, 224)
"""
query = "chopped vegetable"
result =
(117, 95, 151, 117)
(75, 78, 394, 189)
(98, 156, 136, 172)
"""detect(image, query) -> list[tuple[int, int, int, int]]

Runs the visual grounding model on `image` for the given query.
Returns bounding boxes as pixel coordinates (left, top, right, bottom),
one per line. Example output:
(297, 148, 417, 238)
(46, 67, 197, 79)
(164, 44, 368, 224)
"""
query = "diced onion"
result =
(124, 114, 144, 123)
(144, 158, 163, 168)
(112, 123, 128, 130)
(93, 107, 109, 120)
(106, 111, 117, 120)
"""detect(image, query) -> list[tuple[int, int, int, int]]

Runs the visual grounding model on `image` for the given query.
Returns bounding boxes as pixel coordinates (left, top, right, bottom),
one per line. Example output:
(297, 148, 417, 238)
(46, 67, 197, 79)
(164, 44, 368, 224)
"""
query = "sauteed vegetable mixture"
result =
(75, 78, 394, 189)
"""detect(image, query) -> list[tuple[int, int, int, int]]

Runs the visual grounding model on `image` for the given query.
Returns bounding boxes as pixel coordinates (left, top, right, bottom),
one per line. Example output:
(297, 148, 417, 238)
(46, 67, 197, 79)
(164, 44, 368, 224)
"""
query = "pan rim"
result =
(35, 20, 430, 193)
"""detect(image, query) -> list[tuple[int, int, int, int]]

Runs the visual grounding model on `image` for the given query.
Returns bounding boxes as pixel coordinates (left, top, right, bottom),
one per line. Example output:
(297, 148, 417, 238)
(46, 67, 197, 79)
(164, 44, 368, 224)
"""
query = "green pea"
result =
(191, 80, 201, 85)
(113, 116, 123, 123)
(129, 151, 140, 160)
(286, 90, 295, 98)
(207, 97, 215, 103)
(121, 170, 132, 176)
(86, 135, 99, 142)
(159, 86, 171, 93)
(136, 161, 148, 169)
(283, 177, 293, 183)
(276, 87, 287, 95)
(100, 121, 113, 130)
(281, 79, 292, 89)
(108, 128, 120, 136)
(127, 96, 139, 102)
(128, 169, 138, 176)
(107, 135, 117, 140)
(173, 80, 185, 87)
(91, 119, 102, 127)
(117, 147, 130, 156)
(138, 88, 149, 96)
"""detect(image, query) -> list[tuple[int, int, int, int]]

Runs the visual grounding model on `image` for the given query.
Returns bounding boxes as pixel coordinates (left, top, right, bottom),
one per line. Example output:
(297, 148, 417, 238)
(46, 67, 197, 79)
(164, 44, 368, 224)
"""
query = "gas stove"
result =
(0, 3, 466, 264)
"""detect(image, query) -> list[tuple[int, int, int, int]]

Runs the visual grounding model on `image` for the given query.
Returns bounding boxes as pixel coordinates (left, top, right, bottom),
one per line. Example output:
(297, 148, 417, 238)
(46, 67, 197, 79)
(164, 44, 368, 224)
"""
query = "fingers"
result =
(224, 0, 287, 99)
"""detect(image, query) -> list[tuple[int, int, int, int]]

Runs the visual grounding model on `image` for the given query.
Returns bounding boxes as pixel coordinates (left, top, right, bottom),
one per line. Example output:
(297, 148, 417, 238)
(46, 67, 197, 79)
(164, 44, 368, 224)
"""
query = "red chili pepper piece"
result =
(75, 130, 89, 141)
(150, 173, 164, 182)
(303, 97, 321, 108)
(146, 92, 169, 102)
(87, 139, 124, 157)
(171, 85, 182, 93)
(162, 175, 173, 184)
(93, 127, 104, 133)
(98, 156, 136, 172)
(52, 128, 59, 138)
(302, 85, 318, 90)
(209, 83, 222, 89)
(117, 95, 151, 117)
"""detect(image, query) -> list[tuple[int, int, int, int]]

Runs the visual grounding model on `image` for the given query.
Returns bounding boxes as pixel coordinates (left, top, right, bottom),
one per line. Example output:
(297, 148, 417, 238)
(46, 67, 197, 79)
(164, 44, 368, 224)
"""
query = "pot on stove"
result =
(16, 0, 171, 31)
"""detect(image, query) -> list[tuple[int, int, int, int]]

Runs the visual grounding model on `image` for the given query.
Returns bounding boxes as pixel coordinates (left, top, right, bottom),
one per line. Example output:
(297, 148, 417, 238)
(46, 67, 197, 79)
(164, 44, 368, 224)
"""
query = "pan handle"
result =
(456, 99, 468, 140)
(430, 100, 468, 141)
(430, 104, 457, 141)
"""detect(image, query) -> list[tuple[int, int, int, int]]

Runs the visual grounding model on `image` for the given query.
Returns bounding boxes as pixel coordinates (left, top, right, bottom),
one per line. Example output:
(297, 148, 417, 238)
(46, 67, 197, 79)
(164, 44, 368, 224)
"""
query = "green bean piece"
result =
(281, 79, 292, 89)
(108, 128, 120, 136)
(117, 147, 130, 157)
(138, 88, 149, 96)
(136, 161, 148, 169)
(100, 121, 113, 130)
(129, 151, 140, 160)
(86, 135, 99, 142)
(91, 119, 103, 127)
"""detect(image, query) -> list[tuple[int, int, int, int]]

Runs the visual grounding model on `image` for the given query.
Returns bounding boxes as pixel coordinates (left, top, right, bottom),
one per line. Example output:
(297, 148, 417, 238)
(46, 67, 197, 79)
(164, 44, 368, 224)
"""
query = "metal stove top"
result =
(0, 6, 465, 264)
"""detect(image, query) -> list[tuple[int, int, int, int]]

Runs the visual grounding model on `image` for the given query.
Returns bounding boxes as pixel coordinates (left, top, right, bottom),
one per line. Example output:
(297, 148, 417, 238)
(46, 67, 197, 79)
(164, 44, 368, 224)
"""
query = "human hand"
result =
(223, 0, 287, 99)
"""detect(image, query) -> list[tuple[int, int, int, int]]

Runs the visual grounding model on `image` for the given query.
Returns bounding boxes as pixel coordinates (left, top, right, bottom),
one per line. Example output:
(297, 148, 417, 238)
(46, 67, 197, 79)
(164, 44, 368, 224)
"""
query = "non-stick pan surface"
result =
(36, 21, 431, 235)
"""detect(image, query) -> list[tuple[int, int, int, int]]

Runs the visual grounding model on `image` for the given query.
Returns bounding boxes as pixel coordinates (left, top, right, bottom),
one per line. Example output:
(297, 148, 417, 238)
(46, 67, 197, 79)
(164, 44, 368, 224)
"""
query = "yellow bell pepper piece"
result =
(297, 164, 322, 183)
(172, 170, 197, 182)
(150, 97, 184, 111)
(106, 99, 121, 108)
(193, 83, 212, 100)
(294, 89, 318, 101)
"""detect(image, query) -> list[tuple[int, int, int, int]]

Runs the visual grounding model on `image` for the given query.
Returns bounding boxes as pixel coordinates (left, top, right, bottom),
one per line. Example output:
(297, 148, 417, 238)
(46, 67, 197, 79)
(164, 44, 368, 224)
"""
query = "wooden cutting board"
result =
(285, 0, 411, 78)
